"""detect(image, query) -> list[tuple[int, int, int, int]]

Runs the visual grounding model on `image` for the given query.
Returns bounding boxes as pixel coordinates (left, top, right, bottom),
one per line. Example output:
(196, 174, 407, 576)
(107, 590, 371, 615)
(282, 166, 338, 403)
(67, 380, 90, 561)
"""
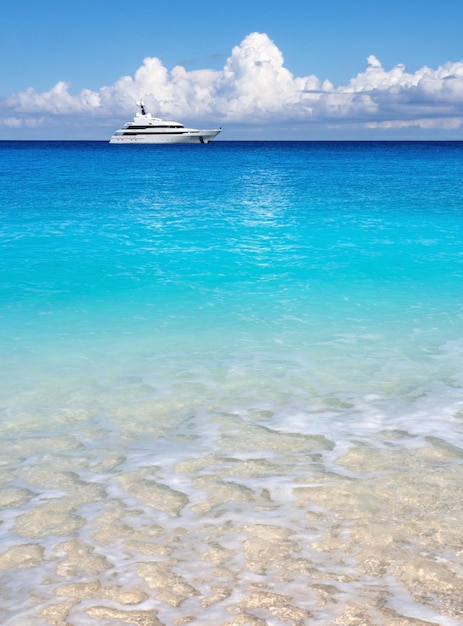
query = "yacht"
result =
(109, 101, 221, 144)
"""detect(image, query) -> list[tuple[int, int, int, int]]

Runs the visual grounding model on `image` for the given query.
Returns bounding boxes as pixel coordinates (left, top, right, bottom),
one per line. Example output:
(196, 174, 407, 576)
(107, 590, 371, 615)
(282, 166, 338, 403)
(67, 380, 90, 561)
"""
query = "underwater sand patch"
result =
(0, 469, 16, 485)
(14, 498, 85, 538)
(217, 417, 335, 454)
(192, 475, 256, 516)
(8, 435, 81, 456)
(240, 591, 312, 622)
(332, 598, 436, 626)
(0, 487, 32, 508)
(200, 585, 232, 608)
(201, 541, 235, 566)
(243, 524, 298, 576)
(0, 542, 43, 568)
(394, 557, 463, 620)
(91, 453, 127, 472)
(224, 614, 267, 625)
(92, 499, 165, 544)
(173, 454, 218, 474)
(136, 561, 199, 607)
(55, 539, 113, 576)
(39, 599, 76, 626)
(219, 457, 284, 478)
(118, 472, 188, 516)
(21, 466, 106, 502)
(86, 606, 163, 625)
(55, 581, 148, 604)
(124, 539, 175, 557)
(293, 482, 384, 519)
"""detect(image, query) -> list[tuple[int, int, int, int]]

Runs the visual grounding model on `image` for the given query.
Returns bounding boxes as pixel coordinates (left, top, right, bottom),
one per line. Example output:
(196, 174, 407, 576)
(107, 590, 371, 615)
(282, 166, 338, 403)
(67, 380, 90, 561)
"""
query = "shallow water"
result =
(1, 140, 463, 625)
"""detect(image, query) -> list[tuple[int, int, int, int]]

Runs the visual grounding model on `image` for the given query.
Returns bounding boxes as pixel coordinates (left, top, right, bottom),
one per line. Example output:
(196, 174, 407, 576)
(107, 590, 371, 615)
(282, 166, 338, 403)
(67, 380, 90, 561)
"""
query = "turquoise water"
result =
(1, 141, 463, 625)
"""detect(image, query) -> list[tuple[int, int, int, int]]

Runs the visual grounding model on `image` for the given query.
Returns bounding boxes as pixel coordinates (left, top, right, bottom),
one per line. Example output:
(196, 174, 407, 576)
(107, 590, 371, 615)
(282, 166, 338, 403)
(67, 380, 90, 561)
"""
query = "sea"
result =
(1, 140, 463, 626)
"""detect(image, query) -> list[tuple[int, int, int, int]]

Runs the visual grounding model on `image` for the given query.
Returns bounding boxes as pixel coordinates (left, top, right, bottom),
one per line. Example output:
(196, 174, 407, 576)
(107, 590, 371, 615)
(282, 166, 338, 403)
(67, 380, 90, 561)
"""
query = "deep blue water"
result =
(1, 141, 463, 625)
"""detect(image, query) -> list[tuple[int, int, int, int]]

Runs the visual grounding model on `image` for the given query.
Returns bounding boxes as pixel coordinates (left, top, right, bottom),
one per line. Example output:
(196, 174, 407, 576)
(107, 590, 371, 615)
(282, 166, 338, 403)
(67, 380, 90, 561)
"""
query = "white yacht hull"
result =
(109, 129, 221, 144)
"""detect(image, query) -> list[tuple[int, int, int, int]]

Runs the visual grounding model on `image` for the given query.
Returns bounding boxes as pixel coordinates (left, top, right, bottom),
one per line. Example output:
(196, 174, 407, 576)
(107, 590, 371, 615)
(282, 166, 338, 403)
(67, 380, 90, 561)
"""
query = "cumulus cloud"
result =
(2, 32, 463, 135)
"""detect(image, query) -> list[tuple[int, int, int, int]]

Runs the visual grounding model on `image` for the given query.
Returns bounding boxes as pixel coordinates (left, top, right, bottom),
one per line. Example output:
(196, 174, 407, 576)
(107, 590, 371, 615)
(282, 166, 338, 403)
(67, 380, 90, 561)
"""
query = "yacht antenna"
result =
(137, 100, 147, 116)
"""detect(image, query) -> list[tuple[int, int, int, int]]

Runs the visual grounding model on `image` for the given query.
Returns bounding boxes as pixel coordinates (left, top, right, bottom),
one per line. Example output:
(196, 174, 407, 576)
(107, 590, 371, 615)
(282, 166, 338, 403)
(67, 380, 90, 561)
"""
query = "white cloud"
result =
(2, 31, 463, 136)
(3, 116, 44, 128)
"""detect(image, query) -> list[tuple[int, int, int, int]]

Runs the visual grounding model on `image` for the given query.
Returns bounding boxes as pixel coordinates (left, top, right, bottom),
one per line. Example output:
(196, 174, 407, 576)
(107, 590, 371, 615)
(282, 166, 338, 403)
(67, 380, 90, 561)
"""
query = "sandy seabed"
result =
(1, 408, 463, 626)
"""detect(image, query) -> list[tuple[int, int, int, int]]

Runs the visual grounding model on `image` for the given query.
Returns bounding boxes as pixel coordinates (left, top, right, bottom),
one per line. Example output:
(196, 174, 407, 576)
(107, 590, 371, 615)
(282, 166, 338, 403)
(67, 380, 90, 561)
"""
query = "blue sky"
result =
(2, 0, 463, 139)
